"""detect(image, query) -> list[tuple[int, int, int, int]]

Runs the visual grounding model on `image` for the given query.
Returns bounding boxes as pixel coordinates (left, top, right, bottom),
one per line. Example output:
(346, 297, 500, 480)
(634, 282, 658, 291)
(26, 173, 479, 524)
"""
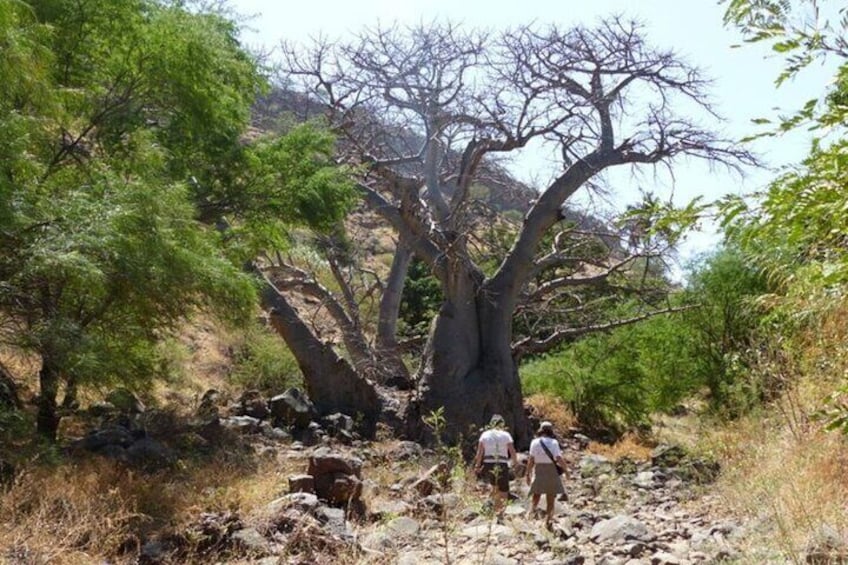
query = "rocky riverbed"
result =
(68, 389, 839, 564)
(132, 426, 749, 564)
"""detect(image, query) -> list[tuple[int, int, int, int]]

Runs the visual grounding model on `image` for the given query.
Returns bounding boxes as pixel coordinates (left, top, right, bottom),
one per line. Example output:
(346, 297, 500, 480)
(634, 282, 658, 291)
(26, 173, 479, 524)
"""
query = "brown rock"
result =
(308, 449, 363, 478)
(328, 474, 363, 504)
(288, 474, 315, 494)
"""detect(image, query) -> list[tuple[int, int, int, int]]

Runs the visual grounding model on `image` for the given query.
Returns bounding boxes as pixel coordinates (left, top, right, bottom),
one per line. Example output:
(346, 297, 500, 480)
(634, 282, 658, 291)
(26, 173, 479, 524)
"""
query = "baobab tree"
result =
(262, 19, 753, 445)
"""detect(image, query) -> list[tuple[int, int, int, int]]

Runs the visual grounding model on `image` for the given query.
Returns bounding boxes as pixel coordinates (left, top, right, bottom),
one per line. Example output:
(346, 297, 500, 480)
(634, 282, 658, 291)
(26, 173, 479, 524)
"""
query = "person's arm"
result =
(554, 441, 566, 469)
(526, 454, 535, 484)
(473, 440, 485, 473)
(508, 441, 517, 468)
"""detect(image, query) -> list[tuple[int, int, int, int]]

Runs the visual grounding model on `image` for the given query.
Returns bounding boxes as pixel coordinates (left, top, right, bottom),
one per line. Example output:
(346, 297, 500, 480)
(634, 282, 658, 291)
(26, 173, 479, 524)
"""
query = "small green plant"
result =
(422, 407, 463, 565)
(816, 388, 848, 435)
(229, 326, 303, 394)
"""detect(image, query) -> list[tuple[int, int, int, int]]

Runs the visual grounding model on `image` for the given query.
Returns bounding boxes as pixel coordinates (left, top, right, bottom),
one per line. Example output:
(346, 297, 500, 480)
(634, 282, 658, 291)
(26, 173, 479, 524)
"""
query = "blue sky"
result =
(231, 0, 831, 271)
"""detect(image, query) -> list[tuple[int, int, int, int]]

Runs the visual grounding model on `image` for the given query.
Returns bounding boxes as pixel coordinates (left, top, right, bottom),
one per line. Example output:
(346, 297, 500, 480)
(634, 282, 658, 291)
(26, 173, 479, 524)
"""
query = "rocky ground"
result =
(342, 438, 741, 565)
(129, 417, 746, 564)
(46, 388, 811, 564)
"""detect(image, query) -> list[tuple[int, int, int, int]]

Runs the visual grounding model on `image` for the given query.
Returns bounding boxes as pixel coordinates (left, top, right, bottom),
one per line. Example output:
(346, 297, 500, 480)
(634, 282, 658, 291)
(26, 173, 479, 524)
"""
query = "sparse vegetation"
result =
(3, 0, 848, 563)
(0, 445, 300, 564)
(228, 325, 303, 394)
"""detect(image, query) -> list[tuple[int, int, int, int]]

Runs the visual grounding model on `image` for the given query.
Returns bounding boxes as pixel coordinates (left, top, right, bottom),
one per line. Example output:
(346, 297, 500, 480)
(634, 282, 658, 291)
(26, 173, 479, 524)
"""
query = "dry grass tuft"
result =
(525, 393, 575, 433)
(587, 432, 654, 462)
(0, 448, 304, 564)
(0, 459, 145, 564)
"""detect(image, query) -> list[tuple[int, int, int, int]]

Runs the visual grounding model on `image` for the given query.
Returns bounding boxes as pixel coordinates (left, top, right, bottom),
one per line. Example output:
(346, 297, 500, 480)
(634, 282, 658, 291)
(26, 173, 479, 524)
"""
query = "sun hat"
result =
(489, 414, 506, 428)
(538, 421, 554, 433)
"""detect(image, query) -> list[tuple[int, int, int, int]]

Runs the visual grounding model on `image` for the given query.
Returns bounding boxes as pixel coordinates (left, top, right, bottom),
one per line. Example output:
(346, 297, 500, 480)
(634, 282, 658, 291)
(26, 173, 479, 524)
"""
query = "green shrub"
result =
(229, 327, 303, 394)
(399, 258, 442, 340)
(521, 311, 702, 434)
(682, 247, 770, 416)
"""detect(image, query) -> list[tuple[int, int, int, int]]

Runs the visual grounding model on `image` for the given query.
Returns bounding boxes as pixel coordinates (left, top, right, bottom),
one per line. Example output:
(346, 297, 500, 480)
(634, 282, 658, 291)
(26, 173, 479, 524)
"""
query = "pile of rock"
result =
(71, 386, 366, 472)
(69, 388, 176, 471)
(288, 448, 366, 516)
(215, 387, 361, 446)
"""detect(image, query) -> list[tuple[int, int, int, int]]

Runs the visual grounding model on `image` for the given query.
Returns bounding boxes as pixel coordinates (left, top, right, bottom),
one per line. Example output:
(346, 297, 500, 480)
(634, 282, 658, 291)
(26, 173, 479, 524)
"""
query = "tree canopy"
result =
(0, 0, 267, 438)
(268, 19, 755, 443)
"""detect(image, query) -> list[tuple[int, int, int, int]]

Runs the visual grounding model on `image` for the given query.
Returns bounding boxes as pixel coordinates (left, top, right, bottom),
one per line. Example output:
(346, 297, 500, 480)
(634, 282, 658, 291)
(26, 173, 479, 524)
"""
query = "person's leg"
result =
(494, 487, 506, 514)
(545, 493, 555, 528)
(489, 485, 498, 510)
(493, 464, 508, 516)
(527, 493, 541, 517)
(482, 464, 496, 510)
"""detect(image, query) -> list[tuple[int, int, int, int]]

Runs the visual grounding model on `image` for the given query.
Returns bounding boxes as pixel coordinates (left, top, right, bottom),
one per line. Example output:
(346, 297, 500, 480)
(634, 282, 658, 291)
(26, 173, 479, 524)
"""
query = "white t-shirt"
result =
(479, 428, 513, 461)
(529, 436, 562, 464)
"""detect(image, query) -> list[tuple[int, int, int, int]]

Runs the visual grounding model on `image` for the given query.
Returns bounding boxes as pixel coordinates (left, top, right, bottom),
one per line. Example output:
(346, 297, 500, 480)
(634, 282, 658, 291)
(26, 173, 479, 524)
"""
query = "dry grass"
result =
(0, 459, 146, 564)
(587, 432, 654, 462)
(153, 317, 241, 402)
(525, 393, 657, 461)
(701, 299, 848, 562)
(709, 413, 848, 561)
(525, 393, 575, 433)
(0, 447, 305, 564)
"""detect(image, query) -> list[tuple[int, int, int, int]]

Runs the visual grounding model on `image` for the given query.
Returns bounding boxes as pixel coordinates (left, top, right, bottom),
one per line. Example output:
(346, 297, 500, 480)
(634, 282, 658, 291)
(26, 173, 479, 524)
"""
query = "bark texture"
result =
(36, 358, 60, 440)
(260, 278, 381, 436)
(410, 277, 530, 448)
(375, 239, 413, 388)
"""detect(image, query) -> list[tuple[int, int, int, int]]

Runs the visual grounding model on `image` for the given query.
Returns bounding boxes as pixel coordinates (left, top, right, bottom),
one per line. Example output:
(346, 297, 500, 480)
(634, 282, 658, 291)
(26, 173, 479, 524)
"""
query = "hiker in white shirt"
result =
(526, 421, 566, 530)
(472, 414, 517, 519)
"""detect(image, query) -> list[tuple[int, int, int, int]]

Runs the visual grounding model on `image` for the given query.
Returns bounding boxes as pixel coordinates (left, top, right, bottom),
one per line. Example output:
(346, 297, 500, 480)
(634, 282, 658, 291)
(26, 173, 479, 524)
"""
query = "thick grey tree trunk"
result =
(260, 279, 381, 436)
(376, 240, 413, 388)
(409, 270, 531, 449)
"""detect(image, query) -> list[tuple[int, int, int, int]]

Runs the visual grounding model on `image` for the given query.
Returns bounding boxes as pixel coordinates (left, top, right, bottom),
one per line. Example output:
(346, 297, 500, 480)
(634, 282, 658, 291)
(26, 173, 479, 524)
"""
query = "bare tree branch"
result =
(512, 304, 696, 360)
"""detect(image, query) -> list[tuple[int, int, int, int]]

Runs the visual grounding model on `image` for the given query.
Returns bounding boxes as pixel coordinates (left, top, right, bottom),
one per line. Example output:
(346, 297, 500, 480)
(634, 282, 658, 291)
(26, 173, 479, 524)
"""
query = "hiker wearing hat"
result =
(472, 414, 517, 519)
(526, 420, 566, 530)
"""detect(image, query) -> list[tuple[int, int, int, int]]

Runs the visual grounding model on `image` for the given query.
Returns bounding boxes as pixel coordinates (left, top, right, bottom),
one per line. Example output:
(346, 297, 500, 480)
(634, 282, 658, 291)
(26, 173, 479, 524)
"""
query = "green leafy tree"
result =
(719, 0, 848, 307)
(718, 1, 848, 427)
(722, 0, 848, 133)
(399, 258, 443, 341)
(0, 0, 264, 440)
(521, 305, 702, 433)
(682, 247, 770, 414)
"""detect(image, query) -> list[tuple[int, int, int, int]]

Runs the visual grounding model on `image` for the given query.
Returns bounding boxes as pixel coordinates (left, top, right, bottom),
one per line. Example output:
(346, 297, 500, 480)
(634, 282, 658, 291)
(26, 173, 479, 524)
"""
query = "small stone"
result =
(386, 516, 421, 537)
(231, 527, 269, 554)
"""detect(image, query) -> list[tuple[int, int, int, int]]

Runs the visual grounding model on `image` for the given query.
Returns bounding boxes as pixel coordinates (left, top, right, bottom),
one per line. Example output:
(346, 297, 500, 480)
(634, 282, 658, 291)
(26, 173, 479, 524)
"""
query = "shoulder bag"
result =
(539, 439, 564, 476)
